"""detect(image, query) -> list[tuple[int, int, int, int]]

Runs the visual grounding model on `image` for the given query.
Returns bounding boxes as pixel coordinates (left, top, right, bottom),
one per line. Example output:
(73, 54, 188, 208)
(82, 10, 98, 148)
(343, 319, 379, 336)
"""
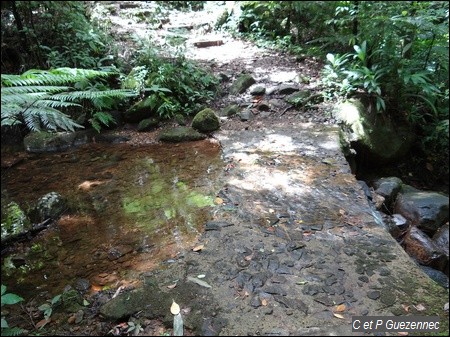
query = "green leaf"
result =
(1, 317, 9, 328)
(51, 294, 61, 305)
(1, 293, 24, 306)
(38, 303, 51, 311)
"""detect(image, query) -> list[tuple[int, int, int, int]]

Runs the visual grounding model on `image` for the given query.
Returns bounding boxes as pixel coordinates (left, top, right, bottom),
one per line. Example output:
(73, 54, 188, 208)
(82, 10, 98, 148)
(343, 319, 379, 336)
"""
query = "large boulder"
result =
(23, 130, 129, 153)
(192, 108, 220, 133)
(394, 191, 449, 234)
(24, 130, 95, 153)
(334, 98, 415, 164)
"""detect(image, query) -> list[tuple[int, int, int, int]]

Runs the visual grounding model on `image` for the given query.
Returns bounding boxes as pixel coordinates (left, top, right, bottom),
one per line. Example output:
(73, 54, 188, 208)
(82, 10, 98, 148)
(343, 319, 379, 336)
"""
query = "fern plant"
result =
(1, 67, 137, 132)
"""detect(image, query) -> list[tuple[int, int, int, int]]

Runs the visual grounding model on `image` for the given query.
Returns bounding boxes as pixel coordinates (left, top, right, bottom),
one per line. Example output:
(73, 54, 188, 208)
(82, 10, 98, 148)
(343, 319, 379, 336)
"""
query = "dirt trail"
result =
(94, 2, 449, 336)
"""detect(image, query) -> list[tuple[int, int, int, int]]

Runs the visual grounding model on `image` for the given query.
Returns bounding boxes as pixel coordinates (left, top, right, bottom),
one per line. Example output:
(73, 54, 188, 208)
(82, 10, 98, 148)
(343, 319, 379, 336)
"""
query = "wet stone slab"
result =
(149, 122, 449, 336)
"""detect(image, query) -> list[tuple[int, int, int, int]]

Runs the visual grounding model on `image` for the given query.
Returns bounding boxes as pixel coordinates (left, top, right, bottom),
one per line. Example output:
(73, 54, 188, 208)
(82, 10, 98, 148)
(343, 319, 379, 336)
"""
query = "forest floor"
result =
(5, 2, 448, 336)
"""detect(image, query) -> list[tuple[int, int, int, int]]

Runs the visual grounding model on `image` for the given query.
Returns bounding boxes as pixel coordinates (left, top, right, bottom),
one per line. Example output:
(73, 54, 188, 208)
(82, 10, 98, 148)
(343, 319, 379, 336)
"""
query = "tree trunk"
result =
(10, 1, 30, 55)
(352, 1, 359, 45)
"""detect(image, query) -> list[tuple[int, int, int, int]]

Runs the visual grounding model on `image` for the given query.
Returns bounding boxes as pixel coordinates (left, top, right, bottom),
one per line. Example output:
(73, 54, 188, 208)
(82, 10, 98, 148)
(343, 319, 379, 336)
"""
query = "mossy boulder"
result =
(230, 74, 256, 95)
(137, 118, 159, 132)
(174, 113, 187, 126)
(192, 108, 220, 133)
(334, 98, 415, 164)
(1, 201, 31, 242)
(24, 130, 96, 153)
(221, 104, 240, 117)
(158, 126, 206, 142)
(123, 96, 156, 123)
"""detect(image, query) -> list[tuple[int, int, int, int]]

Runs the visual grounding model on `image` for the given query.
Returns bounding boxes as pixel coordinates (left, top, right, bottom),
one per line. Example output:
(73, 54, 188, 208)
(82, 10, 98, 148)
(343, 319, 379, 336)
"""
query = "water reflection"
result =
(1, 140, 223, 298)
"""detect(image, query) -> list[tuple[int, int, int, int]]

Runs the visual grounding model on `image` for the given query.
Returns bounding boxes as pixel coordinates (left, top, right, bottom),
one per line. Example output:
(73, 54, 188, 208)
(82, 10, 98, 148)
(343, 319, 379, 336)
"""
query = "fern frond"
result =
(33, 99, 82, 109)
(1, 85, 72, 94)
(1, 93, 40, 105)
(1, 107, 23, 127)
(2, 68, 115, 87)
(2, 74, 76, 87)
(1, 67, 135, 132)
(1, 326, 26, 336)
(21, 106, 83, 132)
(89, 111, 116, 132)
(51, 89, 136, 102)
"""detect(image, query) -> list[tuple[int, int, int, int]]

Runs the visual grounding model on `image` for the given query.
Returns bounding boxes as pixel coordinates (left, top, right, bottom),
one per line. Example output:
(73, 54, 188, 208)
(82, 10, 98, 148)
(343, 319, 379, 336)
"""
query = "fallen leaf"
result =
(36, 318, 51, 330)
(192, 244, 204, 252)
(78, 180, 103, 191)
(333, 313, 345, 319)
(91, 284, 102, 292)
(334, 304, 346, 312)
(167, 283, 177, 289)
(401, 304, 410, 312)
(170, 300, 180, 315)
(187, 276, 212, 288)
(214, 197, 224, 205)
(261, 299, 268, 306)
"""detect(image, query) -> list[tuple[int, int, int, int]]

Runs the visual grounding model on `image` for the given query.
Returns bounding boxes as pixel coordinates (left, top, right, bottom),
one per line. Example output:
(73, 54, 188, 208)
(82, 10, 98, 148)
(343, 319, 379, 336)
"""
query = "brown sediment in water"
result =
(1, 139, 224, 298)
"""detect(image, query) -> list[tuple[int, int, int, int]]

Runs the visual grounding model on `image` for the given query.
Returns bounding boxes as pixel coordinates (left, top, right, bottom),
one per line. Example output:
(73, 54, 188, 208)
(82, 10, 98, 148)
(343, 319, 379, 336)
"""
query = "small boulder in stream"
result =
(192, 108, 220, 133)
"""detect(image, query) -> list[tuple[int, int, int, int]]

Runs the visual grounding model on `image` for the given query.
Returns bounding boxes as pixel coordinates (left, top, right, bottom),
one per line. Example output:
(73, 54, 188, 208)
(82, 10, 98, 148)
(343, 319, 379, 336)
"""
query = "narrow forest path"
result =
(90, 2, 450, 336)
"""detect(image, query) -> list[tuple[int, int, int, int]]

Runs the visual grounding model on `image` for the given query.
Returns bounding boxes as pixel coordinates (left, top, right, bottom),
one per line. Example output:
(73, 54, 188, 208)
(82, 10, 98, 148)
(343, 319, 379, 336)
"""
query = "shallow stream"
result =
(1, 140, 223, 298)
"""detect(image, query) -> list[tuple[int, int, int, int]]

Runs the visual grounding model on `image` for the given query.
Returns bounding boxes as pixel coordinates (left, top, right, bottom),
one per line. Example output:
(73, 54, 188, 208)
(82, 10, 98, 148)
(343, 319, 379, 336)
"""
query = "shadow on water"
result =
(1, 140, 223, 298)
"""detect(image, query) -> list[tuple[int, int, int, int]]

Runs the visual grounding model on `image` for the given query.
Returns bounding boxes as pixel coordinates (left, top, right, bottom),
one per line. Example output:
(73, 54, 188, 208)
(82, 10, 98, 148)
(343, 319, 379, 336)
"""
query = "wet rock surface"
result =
(147, 121, 449, 336)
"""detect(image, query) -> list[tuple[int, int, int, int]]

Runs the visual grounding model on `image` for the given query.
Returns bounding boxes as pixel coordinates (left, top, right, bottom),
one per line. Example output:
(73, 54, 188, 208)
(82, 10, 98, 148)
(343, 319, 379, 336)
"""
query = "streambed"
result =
(1, 139, 223, 298)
